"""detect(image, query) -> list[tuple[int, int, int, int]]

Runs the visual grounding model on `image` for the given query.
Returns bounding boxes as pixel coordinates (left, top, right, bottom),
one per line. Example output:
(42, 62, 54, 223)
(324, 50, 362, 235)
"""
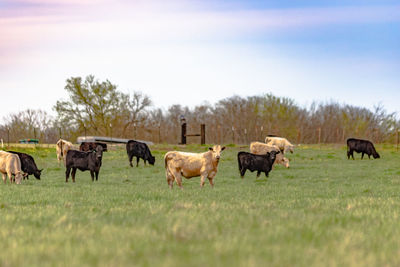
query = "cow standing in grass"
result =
(65, 145, 104, 182)
(164, 145, 225, 189)
(126, 140, 155, 167)
(265, 136, 295, 154)
(0, 151, 23, 184)
(56, 139, 74, 166)
(347, 138, 380, 160)
(237, 151, 279, 178)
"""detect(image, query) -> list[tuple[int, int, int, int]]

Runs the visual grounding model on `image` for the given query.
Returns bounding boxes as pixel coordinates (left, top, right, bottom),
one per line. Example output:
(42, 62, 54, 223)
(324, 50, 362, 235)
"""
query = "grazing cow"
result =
(0, 151, 23, 184)
(7, 151, 42, 180)
(79, 142, 108, 152)
(347, 138, 380, 160)
(56, 139, 74, 166)
(250, 141, 289, 168)
(65, 145, 103, 182)
(126, 140, 155, 167)
(237, 150, 279, 178)
(164, 145, 225, 189)
(265, 136, 294, 154)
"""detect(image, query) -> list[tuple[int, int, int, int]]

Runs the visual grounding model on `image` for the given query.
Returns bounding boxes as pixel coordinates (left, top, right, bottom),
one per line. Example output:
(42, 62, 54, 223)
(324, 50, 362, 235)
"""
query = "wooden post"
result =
(181, 122, 187, 145)
(200, 124, 205, 145)
(7, 127, 9, 148)
(397, 129, 399, 151)
(318, 127, 321, 148)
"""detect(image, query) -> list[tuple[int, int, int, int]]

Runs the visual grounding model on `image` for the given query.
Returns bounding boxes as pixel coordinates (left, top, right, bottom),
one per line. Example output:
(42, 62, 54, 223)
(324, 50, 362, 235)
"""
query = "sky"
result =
(0, 0, 399, 121)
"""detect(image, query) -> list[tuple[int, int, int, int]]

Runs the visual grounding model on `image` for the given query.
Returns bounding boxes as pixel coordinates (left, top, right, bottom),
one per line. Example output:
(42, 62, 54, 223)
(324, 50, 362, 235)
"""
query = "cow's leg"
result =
(65, 167, 71, 183)
(90, 171, 94, 181)
(165, 167, 174, 189)
(361, 152, 365, 159)
(144, 160, 147, 166)
(1, 173, 6, 184)
(171, 169, 183, 189)
(350, 149, 355, 160)
(8, 171, 13, 183)
(129, 154, 134, 167)
(256, 171, 261, 178)
(95, 171, 99, 181)
(200, 173, 207, 188)
(240, 167, 246, 178)
(136, 157, 140, 167)
(208, 177, 214, 188)
(71, 168, 77, 183)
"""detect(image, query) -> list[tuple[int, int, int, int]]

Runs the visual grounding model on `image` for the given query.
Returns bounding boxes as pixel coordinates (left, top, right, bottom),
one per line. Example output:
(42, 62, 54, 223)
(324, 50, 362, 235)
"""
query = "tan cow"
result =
(0, 151, 23, 184)
(265, 137, 295, 154)
(164, 145, 226, 189)
(250, 141, 289, 168)
(56, 139, 74, 166)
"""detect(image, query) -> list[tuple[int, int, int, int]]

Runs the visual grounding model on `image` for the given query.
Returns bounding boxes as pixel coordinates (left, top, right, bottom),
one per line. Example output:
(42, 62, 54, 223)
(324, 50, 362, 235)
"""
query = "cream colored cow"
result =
(265, 137, 295, 154)
(0, 151, 23, 184)
(164, 145, 225, 189)
(250, 141, 289, 168)
(56, 139, 74, 166)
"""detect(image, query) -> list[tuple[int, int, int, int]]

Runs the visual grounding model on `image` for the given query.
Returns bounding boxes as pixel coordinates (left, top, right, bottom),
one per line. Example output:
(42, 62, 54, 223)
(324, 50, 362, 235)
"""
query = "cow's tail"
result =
(164, 152, 173, 169)
(237, 153, 242, 172)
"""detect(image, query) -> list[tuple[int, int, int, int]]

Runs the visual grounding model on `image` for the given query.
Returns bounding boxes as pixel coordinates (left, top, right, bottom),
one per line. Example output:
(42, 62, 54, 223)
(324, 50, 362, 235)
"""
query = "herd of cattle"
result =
(0, 137, 380, 187)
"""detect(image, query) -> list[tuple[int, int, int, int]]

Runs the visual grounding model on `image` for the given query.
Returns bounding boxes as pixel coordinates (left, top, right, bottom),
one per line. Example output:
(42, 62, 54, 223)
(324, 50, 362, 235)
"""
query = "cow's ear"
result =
(221, 146, 226, 151)
(39, 169, 43, 173)
(208, 147, 213, 151)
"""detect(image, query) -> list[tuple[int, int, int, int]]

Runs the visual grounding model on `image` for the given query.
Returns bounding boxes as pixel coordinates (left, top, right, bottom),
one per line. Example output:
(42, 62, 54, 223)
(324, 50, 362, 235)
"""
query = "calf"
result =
(347, 138, 380, 160)
(126, 140, 155, 167)
(8, 151, 42, 180)
(164, 145, 225, 189)
(65, 145, 103, 182)
(250, 141, 289, 168)
(0, 151, 23, 184)
(237, 151, 279, 178)
(79, 142, 108, 152)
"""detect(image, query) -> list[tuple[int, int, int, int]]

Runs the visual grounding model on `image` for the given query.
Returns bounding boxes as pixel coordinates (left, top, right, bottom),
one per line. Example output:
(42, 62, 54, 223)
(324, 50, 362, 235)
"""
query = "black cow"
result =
(8, 151, 42, 180)
(79, 142, 108, 152)
(126, 140, 155, 167)
(65, 145, 103, 182)
(347, 138, 380, 160)
(237, 151, 279, 178)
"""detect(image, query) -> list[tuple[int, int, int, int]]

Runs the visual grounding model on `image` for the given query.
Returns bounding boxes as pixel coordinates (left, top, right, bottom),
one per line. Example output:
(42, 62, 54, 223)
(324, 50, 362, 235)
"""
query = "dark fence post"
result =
(200, 124, 205, 145)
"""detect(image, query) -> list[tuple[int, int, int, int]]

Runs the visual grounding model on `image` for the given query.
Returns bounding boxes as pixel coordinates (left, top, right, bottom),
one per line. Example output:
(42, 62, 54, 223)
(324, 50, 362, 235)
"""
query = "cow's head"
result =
(373, 152, 380, 159)
(209, 145, 226, 161)
(149, 155, 156, 165)
(268, 150, 280, 162)
(94, 145, 104, 159)
(34, 169, 43, 180)
(14, 172, 23, 184)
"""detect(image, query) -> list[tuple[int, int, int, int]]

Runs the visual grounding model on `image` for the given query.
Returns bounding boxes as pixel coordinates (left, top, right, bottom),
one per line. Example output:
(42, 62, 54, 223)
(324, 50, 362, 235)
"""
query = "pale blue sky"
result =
(0, 0, 399, 120)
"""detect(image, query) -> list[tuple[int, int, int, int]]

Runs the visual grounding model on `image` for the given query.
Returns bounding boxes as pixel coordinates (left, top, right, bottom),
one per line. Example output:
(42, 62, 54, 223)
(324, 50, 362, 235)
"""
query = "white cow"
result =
(164, 145, 225, 189)
(250, 141, 289, 168)
(265, 137, 295, 154)
(56, 139, 74, 166)
(0, 151, 23, 184)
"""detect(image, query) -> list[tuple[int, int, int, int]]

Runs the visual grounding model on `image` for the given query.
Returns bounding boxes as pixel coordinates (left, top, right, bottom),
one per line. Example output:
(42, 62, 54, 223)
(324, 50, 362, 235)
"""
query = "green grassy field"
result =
(1, 143, 400, 266)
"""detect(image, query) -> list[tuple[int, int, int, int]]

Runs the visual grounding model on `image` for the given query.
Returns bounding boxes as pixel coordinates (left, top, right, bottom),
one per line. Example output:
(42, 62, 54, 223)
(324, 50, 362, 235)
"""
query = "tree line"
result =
(1, 75, 398, 145)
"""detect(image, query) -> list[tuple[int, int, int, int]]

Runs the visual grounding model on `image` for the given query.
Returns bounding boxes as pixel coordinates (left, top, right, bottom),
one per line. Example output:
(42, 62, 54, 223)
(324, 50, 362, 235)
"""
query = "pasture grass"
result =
(1, 143, 400, 266)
